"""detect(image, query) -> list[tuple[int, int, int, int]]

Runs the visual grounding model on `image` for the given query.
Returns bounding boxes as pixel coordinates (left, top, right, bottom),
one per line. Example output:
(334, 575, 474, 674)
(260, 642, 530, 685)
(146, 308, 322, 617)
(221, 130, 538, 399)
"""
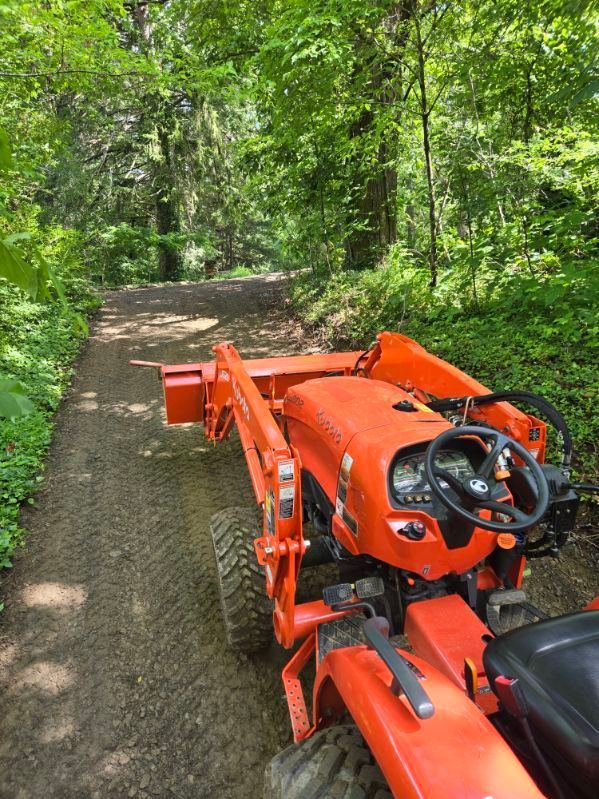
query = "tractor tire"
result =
(265, 725, 392, 799)
(210, 506, 273, 653)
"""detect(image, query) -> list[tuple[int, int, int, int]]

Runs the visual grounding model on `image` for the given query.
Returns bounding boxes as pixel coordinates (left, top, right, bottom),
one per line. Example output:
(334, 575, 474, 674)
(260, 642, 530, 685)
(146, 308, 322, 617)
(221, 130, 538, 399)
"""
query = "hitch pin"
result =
(129, 360, 163, 369)
(129, 360, 164, 382)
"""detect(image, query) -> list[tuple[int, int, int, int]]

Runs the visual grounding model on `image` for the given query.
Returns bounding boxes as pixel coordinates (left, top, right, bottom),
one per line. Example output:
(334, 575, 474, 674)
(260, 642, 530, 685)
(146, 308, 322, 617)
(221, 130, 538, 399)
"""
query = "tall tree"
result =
(131, 1, 182, 281)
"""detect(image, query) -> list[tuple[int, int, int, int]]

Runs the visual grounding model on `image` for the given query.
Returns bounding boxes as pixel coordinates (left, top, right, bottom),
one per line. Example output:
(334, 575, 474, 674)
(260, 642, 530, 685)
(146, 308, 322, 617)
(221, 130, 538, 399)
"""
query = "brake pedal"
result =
(355, 576, 385, 599)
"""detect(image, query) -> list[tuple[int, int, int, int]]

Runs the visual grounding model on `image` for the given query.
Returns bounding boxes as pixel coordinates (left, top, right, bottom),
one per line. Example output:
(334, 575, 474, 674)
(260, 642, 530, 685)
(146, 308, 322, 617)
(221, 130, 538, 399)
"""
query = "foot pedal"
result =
(317, 615, 365, 665)
(355, 576, 385, 599)
(322, 583, 353, 606)
(322, 577, 385, 607)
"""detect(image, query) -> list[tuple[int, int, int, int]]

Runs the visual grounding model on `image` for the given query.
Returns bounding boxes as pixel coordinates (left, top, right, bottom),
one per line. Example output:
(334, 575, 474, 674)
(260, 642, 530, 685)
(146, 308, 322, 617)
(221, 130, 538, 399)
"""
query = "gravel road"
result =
(0, 275, 298, 799)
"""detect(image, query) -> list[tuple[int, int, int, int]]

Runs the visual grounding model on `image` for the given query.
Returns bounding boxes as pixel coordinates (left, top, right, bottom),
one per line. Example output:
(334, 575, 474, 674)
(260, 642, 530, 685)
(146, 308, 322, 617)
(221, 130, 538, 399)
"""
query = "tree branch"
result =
(0, 69, 143, 79)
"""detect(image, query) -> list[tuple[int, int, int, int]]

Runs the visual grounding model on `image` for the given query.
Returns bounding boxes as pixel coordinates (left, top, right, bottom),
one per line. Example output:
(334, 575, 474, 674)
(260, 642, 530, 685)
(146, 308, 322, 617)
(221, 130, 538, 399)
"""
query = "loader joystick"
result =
(424, 426, 550, 533)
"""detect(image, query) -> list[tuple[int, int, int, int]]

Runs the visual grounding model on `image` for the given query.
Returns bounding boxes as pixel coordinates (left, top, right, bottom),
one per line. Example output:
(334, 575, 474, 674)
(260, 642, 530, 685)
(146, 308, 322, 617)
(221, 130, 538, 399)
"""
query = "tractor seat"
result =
(483, 610, 599, 798)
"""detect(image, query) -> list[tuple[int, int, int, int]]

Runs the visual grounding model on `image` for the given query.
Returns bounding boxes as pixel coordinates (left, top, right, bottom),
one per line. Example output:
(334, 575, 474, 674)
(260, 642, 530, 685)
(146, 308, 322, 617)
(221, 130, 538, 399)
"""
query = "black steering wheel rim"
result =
(424, 425, 550, 533)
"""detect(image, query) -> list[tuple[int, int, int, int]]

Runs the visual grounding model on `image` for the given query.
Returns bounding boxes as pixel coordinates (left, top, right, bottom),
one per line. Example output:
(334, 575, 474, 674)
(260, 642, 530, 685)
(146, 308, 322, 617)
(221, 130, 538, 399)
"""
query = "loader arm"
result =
(203, 343, 306, 649)
(364, 332, 546, 459)
(132, 344, 362, 648)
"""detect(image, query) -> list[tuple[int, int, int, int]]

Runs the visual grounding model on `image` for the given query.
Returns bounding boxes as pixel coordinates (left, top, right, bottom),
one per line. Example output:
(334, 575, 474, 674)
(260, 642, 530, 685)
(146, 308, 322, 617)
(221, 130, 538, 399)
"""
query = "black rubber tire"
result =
(210, 506, 274, 653)
(265, 725, 392, 799)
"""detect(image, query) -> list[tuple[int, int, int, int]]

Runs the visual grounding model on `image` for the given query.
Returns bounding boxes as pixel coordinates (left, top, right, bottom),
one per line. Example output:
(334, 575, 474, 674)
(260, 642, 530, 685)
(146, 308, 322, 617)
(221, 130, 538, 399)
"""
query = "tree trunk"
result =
(347, 154, 397, 268)
(423, 115, 437, 287)
(524, 66, 534, 144)
(155, 130, 181, 281)
(222, 223, 234, 271)
(133, 1, 152, 43)
(414, 9, 438, 287)
(133, 1, 181, 282)
(406, 177, 416, 252)
(345, 5, 408, 268)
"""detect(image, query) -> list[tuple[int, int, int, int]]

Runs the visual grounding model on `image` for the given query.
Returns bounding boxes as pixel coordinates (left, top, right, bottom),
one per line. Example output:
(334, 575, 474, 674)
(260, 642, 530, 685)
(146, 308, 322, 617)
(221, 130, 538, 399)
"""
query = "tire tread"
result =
(210, 506, 273, 653)
(265, 725, 392, 798)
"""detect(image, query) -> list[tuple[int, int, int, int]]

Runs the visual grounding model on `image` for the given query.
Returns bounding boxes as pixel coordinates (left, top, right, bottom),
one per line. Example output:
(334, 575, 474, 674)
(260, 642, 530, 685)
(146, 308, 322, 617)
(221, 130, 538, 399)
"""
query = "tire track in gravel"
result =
(0, 275, 303, 799)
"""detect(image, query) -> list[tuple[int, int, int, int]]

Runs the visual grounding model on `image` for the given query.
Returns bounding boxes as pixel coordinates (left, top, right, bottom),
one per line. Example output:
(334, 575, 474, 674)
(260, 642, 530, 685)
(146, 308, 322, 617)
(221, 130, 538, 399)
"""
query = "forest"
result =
(0, 0, 597, 568)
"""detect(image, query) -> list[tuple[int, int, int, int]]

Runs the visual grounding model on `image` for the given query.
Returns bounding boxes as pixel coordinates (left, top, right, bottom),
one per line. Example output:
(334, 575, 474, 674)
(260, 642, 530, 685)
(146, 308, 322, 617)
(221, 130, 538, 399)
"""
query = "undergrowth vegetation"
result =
(0, 282, 100, 568)
(291, 254, 598, 478)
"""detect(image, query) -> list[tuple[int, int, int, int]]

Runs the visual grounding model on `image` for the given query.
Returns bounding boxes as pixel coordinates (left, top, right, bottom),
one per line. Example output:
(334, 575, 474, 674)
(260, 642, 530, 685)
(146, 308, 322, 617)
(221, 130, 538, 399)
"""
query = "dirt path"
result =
(0, 275, 301, 799)
(1, 274, 597, 799)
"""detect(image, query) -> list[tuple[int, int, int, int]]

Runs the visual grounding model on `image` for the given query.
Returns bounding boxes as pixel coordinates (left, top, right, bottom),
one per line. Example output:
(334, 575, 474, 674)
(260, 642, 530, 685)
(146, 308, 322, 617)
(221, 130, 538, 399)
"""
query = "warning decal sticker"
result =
(336, 451, 358, 536)
(340, 452, 353, 481)
(279, 486, 295, 519)
(342, 507, 358, 536)
(278, 460, 295, 482)
(337, 452, 352, 504)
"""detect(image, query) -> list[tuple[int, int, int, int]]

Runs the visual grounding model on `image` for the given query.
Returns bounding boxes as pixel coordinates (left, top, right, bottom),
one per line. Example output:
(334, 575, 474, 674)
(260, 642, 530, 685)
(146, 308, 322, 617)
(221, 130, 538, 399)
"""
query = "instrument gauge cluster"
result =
(391, 450, 475, 504)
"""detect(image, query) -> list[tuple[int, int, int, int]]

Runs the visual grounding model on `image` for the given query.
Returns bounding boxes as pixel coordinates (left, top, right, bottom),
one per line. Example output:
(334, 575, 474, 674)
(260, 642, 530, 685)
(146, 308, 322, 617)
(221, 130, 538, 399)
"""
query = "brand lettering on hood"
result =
(316, 409, 342, 444)
(232, 376, 249, 420)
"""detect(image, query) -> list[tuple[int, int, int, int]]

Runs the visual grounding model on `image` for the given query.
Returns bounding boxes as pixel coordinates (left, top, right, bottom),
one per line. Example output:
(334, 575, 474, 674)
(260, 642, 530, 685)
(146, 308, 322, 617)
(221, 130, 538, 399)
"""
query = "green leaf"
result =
(0, 235, 70, 304)
(0, 127, 12, 171)
(72, 312, 89, 335)
(0, 238, 39, 298)
(32, 249, 64, 303)
(0, 380, 35, 418)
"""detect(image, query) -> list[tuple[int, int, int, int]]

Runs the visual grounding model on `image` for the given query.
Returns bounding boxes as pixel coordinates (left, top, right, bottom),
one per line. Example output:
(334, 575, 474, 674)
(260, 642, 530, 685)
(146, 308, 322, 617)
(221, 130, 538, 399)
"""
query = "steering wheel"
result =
(424, 426, 550, 533)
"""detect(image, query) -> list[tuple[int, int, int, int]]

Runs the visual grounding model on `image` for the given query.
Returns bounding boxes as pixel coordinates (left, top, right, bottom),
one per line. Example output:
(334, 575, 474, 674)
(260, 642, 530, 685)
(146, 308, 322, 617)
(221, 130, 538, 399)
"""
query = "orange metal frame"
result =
(131, 332, 561, 798)
(133, 343, 365, 648)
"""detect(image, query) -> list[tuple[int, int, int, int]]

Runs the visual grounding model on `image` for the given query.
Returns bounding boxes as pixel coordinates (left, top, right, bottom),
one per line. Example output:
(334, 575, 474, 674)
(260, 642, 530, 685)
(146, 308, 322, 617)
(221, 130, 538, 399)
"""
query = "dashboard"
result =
(391, 449, 475, 505)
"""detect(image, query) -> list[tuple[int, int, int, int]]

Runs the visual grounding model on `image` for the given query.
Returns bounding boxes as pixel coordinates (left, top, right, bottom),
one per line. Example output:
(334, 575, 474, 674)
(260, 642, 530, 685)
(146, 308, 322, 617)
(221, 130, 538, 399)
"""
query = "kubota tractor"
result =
(132, 331, 599, 799)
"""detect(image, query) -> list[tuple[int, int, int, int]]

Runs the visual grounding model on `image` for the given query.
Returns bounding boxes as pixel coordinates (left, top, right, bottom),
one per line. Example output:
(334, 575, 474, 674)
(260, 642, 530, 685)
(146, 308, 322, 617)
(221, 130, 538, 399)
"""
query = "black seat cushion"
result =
(483, 611, 599, 796)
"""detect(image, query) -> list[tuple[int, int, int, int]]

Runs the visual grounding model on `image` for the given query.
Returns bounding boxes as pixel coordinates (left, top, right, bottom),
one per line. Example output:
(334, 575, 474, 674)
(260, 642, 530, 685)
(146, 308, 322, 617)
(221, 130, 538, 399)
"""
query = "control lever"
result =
(325, 589, 434, 719)
(363, 617, 435, 720)
(568, 482, 599, 494)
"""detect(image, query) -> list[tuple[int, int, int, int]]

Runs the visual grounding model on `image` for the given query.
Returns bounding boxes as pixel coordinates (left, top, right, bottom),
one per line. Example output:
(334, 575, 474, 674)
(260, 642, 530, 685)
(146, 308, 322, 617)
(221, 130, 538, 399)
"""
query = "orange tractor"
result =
(132, 332, 598, 798)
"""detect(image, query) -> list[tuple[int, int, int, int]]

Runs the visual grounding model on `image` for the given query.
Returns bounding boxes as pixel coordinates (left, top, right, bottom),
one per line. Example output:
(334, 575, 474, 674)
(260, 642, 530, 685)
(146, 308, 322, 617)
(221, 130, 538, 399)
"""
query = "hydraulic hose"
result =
(426, 391, 572, 470)
(568, 483, 599, 494)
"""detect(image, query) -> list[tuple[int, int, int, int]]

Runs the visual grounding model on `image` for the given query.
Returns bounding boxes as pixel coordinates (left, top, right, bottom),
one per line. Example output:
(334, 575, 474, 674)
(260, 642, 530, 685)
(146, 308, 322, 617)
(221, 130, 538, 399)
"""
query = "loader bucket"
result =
(130, 360, 204, 425)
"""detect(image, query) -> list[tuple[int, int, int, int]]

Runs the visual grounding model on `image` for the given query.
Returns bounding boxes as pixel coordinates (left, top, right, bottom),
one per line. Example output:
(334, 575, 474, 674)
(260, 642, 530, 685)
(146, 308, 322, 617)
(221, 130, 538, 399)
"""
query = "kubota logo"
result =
(469, 478, 488, 494)
(286, 392, 304, 407)
(232, 376, 249, 420)
(316, 409, 342, 445)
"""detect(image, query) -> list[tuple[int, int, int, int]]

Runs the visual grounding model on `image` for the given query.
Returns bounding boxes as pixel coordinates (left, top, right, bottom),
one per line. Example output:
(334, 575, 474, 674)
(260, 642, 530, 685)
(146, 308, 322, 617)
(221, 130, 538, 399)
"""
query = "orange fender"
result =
(314, 646, 546, 799)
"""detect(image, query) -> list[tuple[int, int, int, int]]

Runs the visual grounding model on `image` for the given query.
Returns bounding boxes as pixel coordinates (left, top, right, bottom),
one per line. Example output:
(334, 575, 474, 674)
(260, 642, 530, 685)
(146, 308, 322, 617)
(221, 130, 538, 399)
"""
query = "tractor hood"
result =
(284, 375, 446, 443)
(284, 376, 451, 504)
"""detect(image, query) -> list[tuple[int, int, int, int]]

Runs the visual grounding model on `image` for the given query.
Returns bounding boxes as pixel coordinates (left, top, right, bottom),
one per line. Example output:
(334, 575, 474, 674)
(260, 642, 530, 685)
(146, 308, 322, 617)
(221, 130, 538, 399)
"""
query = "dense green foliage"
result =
(0, 281, 99, 567)
(262, 0, 598, 475)
(0, 0, 597, 567)
(290, 258, 598, 475)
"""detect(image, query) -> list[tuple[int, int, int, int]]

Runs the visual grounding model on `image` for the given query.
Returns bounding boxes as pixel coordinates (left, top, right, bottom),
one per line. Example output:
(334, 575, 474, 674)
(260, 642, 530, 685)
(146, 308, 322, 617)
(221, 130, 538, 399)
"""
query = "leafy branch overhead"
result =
(0, 128, 86, 418)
